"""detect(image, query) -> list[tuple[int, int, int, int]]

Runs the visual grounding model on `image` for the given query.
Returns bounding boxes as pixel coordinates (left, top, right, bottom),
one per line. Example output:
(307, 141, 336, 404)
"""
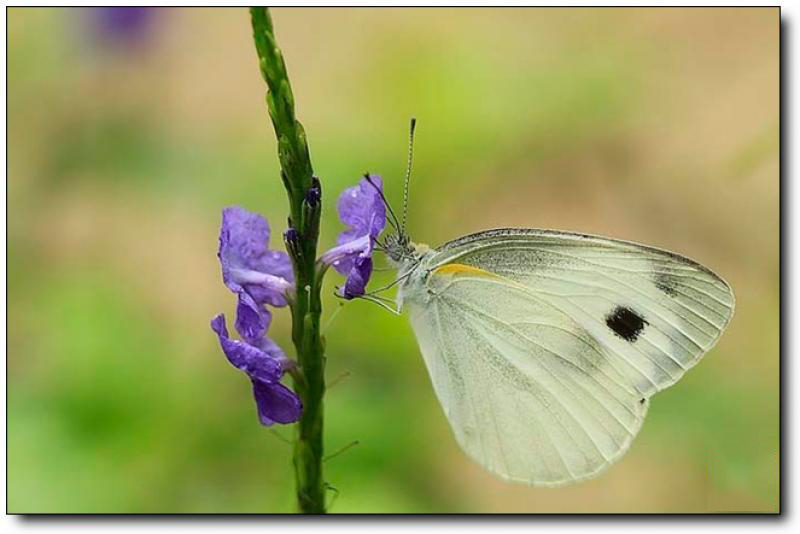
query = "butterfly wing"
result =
(403, 228, 734, 485)
(428, 229, 735, 397)
(406, 281, 651, 485)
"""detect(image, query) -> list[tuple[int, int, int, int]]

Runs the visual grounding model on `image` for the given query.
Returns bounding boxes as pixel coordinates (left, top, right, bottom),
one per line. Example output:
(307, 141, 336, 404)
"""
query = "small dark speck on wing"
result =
(654, 272, 679, 297)
(605, 306, 649, 342)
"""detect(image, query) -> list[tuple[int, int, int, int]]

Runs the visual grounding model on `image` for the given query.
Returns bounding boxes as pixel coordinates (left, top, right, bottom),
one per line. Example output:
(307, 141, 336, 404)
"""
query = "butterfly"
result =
(373, 120, 735, 486)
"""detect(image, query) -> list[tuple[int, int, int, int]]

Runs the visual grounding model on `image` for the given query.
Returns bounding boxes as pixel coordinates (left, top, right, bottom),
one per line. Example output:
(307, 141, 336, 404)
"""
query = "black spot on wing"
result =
(605, 306, 649, 342)
(654, 271, 679, 297)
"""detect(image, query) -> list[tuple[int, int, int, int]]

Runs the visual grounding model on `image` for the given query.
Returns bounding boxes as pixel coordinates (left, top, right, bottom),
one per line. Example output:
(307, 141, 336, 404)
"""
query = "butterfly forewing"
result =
(428, 229, 735, 397)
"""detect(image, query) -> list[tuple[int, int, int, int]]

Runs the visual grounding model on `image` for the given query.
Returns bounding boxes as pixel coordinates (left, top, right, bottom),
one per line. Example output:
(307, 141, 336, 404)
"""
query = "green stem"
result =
(249, 7, 326, 514)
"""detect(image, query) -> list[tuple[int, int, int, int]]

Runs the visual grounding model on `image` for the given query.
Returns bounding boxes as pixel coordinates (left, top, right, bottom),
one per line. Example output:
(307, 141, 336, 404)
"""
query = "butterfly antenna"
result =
(401, 118, 416, 237)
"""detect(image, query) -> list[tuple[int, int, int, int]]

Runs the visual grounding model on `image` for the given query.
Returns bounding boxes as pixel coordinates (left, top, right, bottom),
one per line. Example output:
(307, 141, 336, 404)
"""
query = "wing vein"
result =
(455, 303, 615, 463)
(454, 299, 639, 437)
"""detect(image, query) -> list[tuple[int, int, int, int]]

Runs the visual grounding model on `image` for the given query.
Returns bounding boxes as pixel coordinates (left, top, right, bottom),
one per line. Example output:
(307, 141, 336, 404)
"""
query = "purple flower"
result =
(341, 256, 373, 299)
(319, 175, 386, 299)
(90, 8, 156, 47)
(212, 207, 300, 426)
(211, 314, 301, 426)
(218, 207, 293, 342)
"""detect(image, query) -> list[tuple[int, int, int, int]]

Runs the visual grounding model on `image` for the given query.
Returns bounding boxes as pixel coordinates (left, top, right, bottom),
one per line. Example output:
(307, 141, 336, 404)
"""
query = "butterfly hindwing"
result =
(407, 271, 649, 485)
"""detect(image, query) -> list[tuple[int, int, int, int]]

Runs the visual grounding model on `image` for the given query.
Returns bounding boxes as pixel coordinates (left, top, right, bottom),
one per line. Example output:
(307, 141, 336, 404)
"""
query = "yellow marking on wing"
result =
(433, 263, 499, 279)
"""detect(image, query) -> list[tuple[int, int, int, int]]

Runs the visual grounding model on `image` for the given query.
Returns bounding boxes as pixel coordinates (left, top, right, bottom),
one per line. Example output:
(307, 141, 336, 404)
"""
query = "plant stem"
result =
(249, 7, 326, 514)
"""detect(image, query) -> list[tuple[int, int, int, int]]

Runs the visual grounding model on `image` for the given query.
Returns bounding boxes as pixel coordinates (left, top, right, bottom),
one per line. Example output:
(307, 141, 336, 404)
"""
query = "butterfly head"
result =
(383, 232, 416, 266)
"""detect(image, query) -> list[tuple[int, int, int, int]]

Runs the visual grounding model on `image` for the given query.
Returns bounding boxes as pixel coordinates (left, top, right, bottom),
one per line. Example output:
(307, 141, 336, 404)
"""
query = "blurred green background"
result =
(7, 7, 779, 513)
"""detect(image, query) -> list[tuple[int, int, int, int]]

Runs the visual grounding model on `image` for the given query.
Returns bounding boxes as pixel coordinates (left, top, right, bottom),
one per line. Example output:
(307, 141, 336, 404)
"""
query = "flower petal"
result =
(336, 175, 386, 241)
(319, 234, 371, 276)
(341, 256, 373, 299)
(234, 291, 271, 345)
(244, 279, 292, 308)
(218, 207, 294, 306)
(252, 379, 302, 426)
(251, 335, 291, 368)
(219, 207, 270, 286)
(254, 249, 294, 288)
(210, 314, 282, 384)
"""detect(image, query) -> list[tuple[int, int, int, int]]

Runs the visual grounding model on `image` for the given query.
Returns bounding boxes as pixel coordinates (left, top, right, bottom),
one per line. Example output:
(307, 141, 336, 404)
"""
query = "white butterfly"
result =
(373, 120, 735, 486)
(382, 228, 734, 486)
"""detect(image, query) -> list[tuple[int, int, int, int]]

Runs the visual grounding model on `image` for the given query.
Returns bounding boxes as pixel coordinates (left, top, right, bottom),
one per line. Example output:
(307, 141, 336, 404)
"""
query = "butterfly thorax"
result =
(387, 237, 436, 312)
